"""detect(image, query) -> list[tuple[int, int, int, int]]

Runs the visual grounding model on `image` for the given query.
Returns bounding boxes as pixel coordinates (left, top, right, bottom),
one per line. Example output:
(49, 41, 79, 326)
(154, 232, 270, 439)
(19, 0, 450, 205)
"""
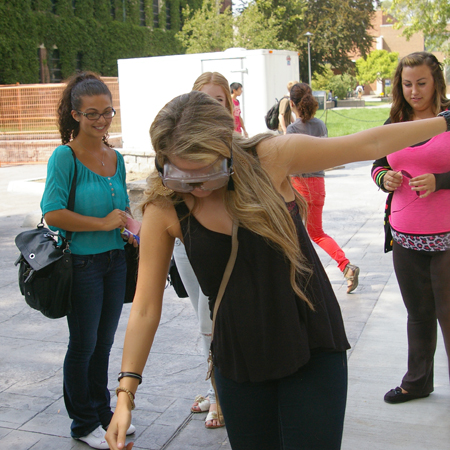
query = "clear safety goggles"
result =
(159, 157, 232, 193)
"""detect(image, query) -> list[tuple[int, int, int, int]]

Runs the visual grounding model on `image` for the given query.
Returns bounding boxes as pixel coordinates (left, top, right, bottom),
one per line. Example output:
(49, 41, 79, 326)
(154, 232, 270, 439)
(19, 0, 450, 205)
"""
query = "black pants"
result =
(215, 351, 348, 450)
(393, 242, 450, 395)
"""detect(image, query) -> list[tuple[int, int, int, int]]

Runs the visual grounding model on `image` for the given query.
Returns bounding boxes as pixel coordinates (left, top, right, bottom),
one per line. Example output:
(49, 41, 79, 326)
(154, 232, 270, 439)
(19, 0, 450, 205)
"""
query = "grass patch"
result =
(364, 101, 391, 107)
(316, 107, 390, 137)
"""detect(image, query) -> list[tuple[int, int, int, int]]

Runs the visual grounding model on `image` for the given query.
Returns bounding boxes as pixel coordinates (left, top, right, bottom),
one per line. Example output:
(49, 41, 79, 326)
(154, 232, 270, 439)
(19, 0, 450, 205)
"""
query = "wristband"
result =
(118, 371, 143, 385)
(437, 110, 450, 131)
(115, 386, 135, 410)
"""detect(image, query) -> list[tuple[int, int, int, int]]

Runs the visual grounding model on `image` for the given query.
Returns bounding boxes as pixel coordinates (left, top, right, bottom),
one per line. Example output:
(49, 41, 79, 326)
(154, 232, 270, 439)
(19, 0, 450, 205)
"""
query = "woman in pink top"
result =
(372, 52, 450, 404)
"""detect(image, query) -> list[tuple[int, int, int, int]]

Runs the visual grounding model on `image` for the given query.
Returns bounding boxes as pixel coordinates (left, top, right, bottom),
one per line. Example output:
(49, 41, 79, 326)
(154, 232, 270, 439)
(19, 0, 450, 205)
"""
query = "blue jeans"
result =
(64, 249, 126, 438)
(215, 351, 348, 450)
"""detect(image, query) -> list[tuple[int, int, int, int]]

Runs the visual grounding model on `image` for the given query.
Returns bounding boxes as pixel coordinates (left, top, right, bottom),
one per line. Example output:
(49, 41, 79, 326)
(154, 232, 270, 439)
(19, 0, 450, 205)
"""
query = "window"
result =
(153, 0, 159, 27)
(166, 0, 170, 29)
(76, 52, 83, 72)
(49, 49, 62, 83)
(140, 0, 146, 26)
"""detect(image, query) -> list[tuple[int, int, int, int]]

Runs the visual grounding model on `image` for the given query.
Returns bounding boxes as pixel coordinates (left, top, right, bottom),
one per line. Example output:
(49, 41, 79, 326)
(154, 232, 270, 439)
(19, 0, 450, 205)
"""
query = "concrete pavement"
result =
(0, 161, 449, 450)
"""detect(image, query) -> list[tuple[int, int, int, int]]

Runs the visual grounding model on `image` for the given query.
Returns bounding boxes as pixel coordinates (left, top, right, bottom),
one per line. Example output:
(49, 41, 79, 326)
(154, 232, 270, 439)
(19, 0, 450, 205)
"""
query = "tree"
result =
(234, 2, 292, 50)
(176, 0, 233, 53)
(178, 0, 377, 79)
(312, 64, 334, 91)
(328, 73, 358, 99)
(356, 49, 399, 95)
(254, 0, 377, 80)
(0, 0, 39, 84)
(312, 65, 357, 99)
(387, 0, 450, 56)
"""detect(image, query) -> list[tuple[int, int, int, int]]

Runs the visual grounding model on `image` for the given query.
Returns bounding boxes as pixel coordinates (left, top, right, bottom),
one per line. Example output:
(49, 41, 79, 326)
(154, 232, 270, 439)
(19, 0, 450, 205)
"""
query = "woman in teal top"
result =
(40, 72, 135, 449)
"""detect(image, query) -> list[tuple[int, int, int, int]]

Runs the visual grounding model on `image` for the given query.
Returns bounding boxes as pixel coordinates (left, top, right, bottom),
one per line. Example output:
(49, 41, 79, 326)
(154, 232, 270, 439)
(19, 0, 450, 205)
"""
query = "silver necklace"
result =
(78, 142, 107, 166)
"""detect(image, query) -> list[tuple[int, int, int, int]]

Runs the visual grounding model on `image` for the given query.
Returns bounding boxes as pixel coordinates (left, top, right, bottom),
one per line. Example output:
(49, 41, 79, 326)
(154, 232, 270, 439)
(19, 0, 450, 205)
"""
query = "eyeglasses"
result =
(158, 157, 232, 193)
(76, 108, 116, 121)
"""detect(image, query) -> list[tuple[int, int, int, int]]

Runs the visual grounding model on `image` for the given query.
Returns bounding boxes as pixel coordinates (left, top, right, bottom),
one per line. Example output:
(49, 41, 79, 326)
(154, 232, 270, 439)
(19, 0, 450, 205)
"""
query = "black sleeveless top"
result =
(175, 200, 349, 383)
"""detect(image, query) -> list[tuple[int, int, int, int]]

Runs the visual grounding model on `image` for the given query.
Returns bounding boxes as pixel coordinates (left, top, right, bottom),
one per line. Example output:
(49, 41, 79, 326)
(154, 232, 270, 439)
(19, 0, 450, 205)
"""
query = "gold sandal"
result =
(344, 264, 360, 294)
(191, 395, 210, 413)
(205, 410, 225, 429)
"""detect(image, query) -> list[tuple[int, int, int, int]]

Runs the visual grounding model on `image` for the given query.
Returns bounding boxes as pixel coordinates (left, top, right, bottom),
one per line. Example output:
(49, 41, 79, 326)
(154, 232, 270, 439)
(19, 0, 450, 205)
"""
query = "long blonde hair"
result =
(144, 91, 313, 309)
(192, 72, 234, 116)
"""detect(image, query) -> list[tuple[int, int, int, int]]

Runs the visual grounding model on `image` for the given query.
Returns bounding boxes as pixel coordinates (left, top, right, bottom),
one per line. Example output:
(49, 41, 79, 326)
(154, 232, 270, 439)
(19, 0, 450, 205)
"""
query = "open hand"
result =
(409, 173, 436, 198)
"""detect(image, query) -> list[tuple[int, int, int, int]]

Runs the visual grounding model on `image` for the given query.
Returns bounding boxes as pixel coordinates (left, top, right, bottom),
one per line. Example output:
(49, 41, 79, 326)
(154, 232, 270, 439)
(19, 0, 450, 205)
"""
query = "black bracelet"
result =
(118, 371, 143, 385)
(438, 110, 450, 131)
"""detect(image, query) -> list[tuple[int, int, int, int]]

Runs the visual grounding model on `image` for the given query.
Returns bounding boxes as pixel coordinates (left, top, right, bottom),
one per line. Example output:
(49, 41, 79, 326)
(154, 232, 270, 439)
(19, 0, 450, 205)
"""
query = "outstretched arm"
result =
(257, 116, 447, 180)
(105, 203, 176, 450)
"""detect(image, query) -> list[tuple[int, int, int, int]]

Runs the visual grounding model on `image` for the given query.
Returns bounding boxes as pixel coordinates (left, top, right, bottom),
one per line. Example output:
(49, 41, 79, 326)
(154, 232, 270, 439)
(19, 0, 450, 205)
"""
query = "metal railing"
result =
(0, 78, 121, 165)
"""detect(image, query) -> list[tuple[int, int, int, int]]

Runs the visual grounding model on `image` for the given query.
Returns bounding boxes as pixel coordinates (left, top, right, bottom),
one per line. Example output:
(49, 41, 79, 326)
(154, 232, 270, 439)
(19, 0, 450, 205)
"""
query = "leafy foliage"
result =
(0, 0, 194, 84)
(312, 64, 335, 91)
(387, 0, 450, 57)
(176, 0, 233, 53)
(328, 73, 358, 99)
(356, 50, 399, 84)
(0, 0, 39, 84)
(254, 0, 376, 79)
(234, 2, 292, 50)
(178, 0, 377, 80)
(312, 65, 357, 99)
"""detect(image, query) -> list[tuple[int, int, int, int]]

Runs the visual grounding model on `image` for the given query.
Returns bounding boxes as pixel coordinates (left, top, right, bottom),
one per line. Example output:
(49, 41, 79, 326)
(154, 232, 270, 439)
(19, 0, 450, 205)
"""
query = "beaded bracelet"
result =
(118, 371, 143, 385)
(115, 387, 135, 410)
(438, 110, 450, 131)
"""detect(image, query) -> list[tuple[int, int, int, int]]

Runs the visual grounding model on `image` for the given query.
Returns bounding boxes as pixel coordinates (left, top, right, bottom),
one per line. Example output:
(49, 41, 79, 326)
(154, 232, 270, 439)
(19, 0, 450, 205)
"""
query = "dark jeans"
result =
(64, 249, 126, 438)
(215, 351, 348, 450)
(393, 242, 450, 395)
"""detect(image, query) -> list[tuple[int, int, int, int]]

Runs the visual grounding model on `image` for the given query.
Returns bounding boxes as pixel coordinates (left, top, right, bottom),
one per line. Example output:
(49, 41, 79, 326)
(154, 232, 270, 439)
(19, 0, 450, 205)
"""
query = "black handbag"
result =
(167, 257, 189, 298)
(124, 242, 139, 303)
(14, 151, 77, 319)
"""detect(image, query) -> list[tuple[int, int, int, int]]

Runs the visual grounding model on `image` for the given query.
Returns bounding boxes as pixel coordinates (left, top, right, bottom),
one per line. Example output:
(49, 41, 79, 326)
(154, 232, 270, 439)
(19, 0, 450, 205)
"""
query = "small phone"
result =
(120, 228, 140, 244)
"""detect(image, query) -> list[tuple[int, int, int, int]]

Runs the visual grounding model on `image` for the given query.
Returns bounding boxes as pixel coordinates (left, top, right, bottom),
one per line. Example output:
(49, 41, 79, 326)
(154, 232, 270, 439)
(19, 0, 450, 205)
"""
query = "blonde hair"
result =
(287, 80, 299, 92)
(144, 91, 313, 308)
(192, 72, 234, 116)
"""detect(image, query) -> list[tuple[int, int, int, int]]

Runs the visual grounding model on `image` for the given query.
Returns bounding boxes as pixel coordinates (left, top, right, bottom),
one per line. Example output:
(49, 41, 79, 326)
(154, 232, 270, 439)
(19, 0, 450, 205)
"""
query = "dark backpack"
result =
(265, 96, 289, 130)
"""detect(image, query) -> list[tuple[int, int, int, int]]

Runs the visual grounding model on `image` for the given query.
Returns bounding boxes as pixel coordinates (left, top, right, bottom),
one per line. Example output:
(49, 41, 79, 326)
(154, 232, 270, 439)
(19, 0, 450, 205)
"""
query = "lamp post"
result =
(304, 32, 313, 86)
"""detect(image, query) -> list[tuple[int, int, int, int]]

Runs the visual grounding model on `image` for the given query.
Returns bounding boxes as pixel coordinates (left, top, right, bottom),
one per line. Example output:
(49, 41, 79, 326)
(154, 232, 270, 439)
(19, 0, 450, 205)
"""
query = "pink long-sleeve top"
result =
(387, 133, 450, 235)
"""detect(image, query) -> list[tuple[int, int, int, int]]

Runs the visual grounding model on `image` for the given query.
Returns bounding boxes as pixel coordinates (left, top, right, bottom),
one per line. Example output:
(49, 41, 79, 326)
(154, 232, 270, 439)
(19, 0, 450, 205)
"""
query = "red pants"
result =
(292, 176, 349, 272)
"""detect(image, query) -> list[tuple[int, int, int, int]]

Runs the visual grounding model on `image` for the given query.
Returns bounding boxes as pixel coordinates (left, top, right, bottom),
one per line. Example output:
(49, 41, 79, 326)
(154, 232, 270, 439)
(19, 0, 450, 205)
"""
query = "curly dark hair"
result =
(290, 83, 318, 123)
(57, 71, 112, 145)
(390, 52, 450, 123)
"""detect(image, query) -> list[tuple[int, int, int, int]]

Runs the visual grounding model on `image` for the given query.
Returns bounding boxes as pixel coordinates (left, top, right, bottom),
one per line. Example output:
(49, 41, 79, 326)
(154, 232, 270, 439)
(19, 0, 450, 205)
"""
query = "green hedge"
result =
(0, 0, 198, 84)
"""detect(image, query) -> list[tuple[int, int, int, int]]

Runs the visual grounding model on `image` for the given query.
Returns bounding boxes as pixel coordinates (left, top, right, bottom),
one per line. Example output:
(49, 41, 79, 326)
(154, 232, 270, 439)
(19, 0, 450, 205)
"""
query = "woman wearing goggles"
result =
(166, 72, 236, 430)
(107, 90, 449, 450)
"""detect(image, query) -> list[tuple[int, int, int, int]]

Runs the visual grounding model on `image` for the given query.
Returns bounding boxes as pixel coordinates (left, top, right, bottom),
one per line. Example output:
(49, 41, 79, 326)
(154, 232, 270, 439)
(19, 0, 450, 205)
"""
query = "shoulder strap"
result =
(211, 220, 239, 338)
(65, 149, 77, 242)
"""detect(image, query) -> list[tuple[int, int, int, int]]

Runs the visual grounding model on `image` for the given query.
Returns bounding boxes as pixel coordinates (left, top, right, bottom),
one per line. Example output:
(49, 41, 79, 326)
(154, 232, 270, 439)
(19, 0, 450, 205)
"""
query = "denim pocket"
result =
(72, 255, 93, 270)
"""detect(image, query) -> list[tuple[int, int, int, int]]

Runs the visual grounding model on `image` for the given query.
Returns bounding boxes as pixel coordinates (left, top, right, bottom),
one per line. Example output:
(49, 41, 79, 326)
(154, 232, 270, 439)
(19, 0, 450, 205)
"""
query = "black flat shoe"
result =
(384, 386, 429, 404)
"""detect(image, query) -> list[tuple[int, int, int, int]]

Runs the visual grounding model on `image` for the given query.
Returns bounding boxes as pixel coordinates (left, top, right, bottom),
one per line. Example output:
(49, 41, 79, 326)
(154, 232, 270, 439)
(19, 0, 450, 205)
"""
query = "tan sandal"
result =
(191, 395, 210, 413)
(205, 410, 225, 429)
(344, 264, 360, 294)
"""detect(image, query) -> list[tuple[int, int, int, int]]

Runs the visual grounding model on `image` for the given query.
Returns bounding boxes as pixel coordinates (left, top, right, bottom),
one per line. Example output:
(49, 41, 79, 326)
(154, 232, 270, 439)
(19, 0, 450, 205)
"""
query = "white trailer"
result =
(117, 48, 300, 153)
